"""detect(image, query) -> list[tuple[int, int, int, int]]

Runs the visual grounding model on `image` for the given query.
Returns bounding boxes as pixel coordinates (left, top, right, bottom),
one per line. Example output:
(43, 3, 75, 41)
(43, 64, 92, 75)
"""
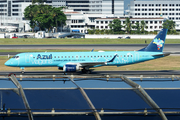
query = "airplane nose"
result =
(4, 60, 11, 66)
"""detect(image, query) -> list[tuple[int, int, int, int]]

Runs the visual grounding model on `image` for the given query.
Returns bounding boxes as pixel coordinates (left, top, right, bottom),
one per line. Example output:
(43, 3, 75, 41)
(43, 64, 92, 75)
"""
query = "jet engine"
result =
(63, 64, 80, 72)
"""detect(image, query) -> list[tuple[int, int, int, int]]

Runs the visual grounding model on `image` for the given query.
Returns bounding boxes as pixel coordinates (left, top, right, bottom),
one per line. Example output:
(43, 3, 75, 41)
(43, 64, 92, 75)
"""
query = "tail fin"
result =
(138, 29, 168, 52)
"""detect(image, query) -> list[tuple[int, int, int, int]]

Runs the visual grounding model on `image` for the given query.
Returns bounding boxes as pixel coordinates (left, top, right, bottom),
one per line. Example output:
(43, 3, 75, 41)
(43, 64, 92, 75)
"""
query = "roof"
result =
(96, 17, 164, 20)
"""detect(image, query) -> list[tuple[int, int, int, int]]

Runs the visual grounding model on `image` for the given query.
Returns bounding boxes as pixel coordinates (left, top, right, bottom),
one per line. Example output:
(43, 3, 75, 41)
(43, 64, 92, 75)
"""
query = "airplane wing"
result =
(152, 52, 180, 57)
(80, 54, 118, 66)
(58, 54, 118, 68)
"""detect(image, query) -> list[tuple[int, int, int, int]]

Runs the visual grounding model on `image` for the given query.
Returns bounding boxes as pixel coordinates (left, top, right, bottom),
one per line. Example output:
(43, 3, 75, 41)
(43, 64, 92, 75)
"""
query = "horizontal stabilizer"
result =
(151, 52, 180, 57)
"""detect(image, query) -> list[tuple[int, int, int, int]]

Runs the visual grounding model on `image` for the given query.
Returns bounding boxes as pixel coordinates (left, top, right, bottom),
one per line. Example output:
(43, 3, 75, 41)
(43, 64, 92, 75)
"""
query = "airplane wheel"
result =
(21, 70, 24, 74)
(81, 69, 86, 73)
(86, 70, 91, 74)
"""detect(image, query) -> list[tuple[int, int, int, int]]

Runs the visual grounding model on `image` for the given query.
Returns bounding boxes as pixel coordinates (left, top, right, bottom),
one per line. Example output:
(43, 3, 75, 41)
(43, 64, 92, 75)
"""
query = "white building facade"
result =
(0, 0, 31, 32)
(49, 0, 124, 15)
(130, 0, 180, 31)
(95, 18, 164, 32)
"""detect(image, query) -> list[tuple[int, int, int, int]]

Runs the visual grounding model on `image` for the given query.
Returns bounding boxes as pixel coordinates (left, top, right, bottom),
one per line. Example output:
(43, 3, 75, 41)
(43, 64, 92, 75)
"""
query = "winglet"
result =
(91, 49, 94, 52)
(108, 54, 117, 62)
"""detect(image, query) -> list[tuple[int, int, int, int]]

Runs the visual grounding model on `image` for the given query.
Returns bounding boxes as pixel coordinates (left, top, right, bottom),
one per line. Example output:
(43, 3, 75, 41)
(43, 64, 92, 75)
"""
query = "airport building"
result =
(95, 17, 164, 32)
(49, 0, 124, 15)
(1, 0, 180, 33)
(0, 0, 124, 32)
(130, 0, 180, 31)
(0, 0, 31, 32)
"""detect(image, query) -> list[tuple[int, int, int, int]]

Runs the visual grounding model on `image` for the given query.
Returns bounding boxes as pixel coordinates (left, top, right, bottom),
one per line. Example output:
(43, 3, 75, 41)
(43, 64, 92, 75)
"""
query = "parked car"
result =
(125, 36, 131, 39)
(45, 36, 56, 38)
(118, 37, 122, 39)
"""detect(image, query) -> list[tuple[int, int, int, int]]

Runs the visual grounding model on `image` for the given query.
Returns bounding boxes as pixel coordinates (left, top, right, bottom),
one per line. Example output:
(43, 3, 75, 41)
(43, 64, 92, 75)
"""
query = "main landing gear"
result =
(81, 68, 91, 74)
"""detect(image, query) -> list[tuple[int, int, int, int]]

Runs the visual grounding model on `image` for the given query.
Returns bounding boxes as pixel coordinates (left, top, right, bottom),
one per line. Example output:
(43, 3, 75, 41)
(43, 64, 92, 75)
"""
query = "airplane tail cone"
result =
(138, 29, 168, 52)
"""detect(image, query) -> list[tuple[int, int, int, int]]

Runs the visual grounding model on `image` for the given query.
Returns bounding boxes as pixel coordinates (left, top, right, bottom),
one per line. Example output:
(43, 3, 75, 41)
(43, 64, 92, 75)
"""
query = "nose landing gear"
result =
(20, 67, 25, 73)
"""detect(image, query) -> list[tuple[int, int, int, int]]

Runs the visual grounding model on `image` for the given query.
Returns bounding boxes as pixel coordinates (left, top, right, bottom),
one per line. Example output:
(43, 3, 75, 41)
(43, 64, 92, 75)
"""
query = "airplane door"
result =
(134, 52, 139, 62)
(25, 54, 30, 63)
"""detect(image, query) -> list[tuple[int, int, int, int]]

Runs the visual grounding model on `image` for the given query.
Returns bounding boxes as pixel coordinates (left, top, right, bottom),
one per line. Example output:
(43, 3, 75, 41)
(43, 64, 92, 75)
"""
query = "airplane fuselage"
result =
(5, 51, 163, 68)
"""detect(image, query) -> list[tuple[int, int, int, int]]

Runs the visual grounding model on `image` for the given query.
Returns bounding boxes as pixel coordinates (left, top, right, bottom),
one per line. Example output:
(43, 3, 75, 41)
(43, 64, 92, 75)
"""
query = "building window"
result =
(101, 26, 103, 28)
(96, 21, 99, 24)
(101, 21, 103, 24)
(96, 26, 99, 28)
(105, 21, 108, 24)
(155, 21, 157, 24)
(150, 21, 153, 24)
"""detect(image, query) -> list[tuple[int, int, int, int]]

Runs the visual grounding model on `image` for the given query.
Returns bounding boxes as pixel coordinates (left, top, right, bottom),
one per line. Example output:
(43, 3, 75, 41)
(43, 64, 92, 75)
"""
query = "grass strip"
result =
(0, 38, 180, 45)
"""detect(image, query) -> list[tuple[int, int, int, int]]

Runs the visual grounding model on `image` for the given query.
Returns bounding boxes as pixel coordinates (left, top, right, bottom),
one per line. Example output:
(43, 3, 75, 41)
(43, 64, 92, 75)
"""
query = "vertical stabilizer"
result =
(138, 29, 168, 52)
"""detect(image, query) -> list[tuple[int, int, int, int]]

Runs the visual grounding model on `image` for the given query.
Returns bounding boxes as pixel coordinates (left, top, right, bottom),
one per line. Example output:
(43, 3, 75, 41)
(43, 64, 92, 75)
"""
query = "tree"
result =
(108, 19, 123, 34)
(132, 22, 140, 34)
(124, 18, 131, 34)
(24, 4, 66, 32)
(140, 20, 147, 33)
(163, 20, 176, 34)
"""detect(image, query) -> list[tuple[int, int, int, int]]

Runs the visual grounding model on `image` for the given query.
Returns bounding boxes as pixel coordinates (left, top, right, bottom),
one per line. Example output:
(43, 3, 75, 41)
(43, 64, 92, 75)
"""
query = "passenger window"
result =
(72, 56, 74, 58)
(84, 56, 85, 58)
(61, 56, 63, 58)
(68, 56, 70, 58)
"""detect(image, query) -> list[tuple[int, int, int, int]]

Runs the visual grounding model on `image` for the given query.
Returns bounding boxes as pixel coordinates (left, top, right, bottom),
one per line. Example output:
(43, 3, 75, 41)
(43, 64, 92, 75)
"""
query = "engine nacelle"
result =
(63, 64, 80, 72)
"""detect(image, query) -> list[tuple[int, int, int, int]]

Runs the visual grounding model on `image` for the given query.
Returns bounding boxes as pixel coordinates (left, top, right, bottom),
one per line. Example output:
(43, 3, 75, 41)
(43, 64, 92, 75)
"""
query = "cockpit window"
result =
(12, 56, 19, 59)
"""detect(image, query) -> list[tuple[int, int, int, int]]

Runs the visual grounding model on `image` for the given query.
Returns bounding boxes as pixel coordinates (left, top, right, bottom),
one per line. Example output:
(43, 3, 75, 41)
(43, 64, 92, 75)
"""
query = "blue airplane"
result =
(5, 29, 169, 74)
